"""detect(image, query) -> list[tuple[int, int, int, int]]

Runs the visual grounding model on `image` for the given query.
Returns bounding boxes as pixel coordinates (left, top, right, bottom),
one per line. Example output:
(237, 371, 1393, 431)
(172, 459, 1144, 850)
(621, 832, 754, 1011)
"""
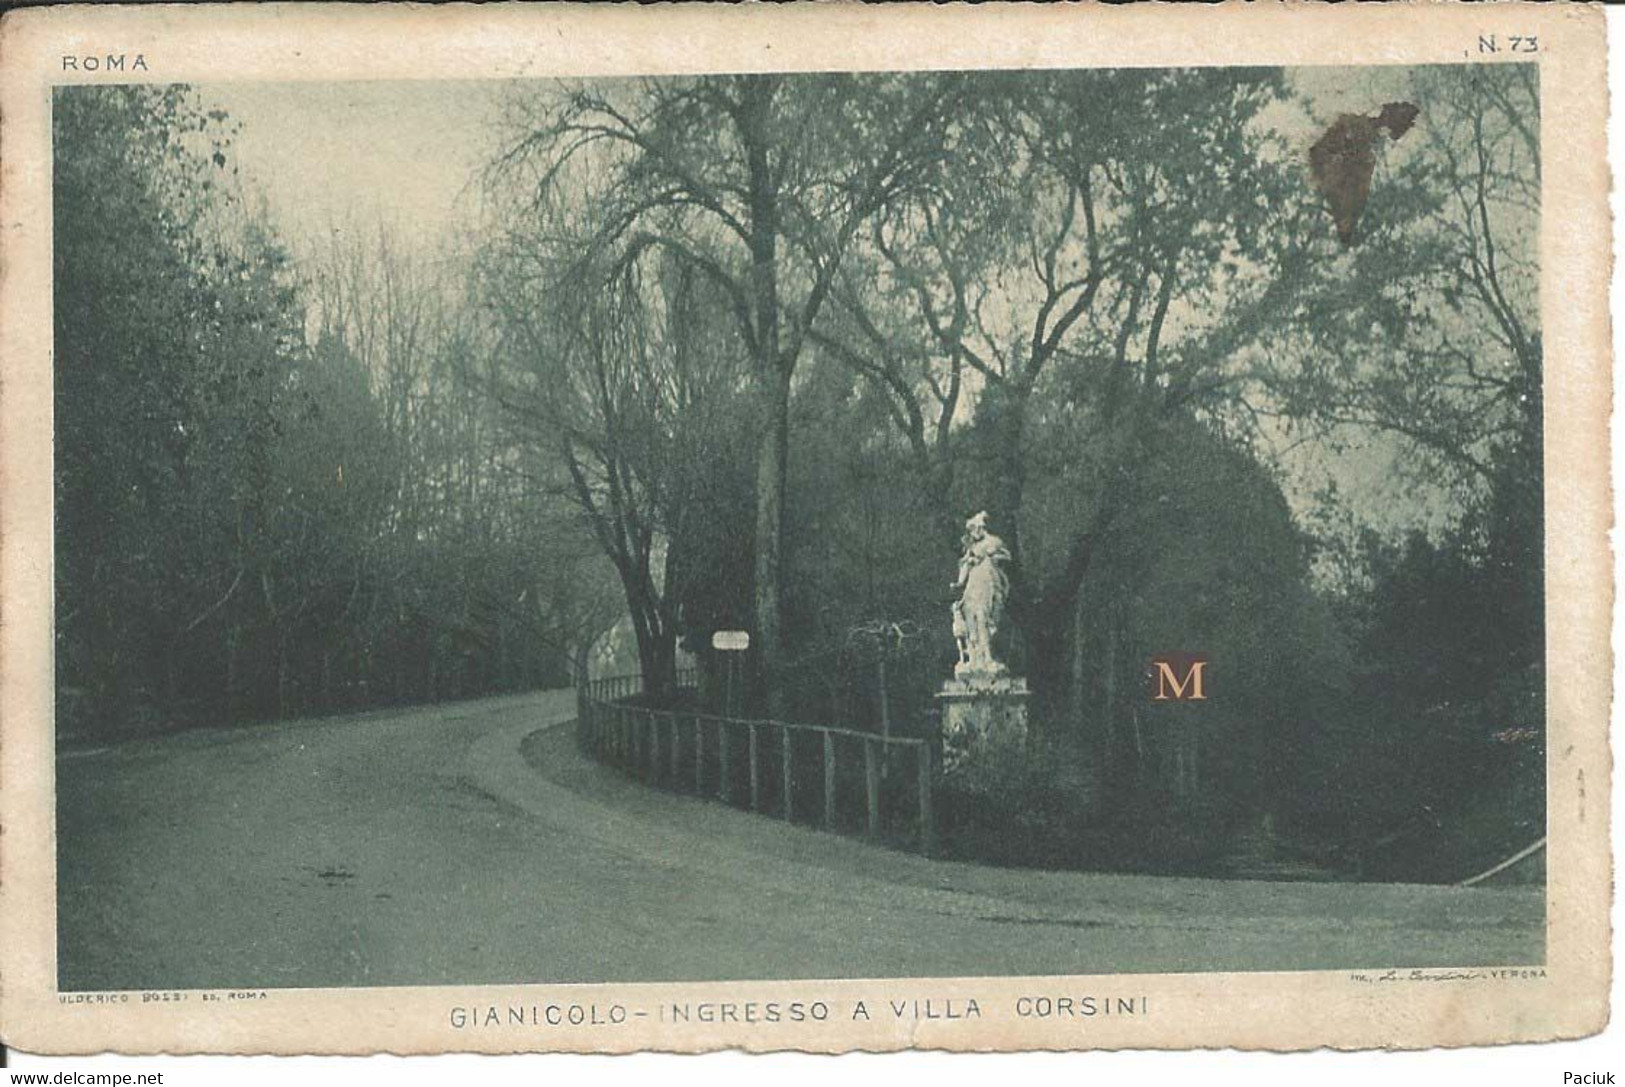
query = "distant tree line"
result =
(54, 86, 620, 739)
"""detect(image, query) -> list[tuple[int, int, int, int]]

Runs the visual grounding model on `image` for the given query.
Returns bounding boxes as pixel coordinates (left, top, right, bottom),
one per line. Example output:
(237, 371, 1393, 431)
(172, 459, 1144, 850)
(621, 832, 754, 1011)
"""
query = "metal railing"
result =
(577, 672, 935, 855)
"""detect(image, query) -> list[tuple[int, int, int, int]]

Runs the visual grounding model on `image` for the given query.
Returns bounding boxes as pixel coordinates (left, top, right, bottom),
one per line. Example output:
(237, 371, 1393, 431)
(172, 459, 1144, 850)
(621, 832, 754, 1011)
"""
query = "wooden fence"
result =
(576, 672, 935, 855)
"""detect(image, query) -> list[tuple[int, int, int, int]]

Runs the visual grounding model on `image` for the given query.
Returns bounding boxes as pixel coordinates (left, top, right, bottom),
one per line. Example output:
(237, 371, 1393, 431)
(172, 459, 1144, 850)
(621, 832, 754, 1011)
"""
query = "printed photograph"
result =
(53, 62, 1545, 993)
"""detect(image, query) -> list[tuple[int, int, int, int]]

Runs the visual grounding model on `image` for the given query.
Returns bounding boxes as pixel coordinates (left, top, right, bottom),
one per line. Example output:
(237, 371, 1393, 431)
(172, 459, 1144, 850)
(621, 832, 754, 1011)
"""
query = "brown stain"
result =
(1309, 102, 1420, 246)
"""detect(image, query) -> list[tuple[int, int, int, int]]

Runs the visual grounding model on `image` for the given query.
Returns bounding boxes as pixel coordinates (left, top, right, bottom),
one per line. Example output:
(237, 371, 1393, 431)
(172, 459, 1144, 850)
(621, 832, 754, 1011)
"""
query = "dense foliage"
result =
(55, 86, 617, 738)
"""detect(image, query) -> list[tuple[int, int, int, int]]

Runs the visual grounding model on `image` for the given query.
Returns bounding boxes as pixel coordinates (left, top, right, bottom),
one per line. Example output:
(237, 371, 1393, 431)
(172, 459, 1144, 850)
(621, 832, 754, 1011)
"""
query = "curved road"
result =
(57, 691, 1543, 992)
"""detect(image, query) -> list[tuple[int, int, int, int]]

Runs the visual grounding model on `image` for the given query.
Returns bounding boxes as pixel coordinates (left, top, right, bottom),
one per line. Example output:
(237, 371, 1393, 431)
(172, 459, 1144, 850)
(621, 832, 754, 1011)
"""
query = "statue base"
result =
(935, 672, 1030, 785)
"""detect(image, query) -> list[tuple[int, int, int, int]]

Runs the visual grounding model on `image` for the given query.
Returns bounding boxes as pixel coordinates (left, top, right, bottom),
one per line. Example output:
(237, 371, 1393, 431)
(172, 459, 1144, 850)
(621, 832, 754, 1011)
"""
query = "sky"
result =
(199, 79, 508, 255)
(193, 65, 1467, 548)
(199, 65, 1434, 256)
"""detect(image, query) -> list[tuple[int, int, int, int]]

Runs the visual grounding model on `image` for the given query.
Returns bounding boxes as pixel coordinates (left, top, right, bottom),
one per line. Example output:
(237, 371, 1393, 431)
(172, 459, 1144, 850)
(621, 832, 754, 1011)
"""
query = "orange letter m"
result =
(1152, 658, 1208, 701)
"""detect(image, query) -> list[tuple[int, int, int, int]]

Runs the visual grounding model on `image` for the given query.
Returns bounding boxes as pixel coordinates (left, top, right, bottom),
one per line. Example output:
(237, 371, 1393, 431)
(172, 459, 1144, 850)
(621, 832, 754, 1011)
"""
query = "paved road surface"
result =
(57, 691, 1543, 991)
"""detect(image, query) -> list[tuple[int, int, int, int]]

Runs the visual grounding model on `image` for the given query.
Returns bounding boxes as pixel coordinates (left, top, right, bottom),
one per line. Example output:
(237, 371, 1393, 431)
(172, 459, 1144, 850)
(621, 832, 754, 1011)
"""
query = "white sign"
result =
(711, 630, 750, 652)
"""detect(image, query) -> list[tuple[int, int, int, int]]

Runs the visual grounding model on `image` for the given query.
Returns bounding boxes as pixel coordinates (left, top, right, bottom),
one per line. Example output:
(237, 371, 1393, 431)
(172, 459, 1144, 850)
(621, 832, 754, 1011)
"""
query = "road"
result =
(57, 691, 1544, 991)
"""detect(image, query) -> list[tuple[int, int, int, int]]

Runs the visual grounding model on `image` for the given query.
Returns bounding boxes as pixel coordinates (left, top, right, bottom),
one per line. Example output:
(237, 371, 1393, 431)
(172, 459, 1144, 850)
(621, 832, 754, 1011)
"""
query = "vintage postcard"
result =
(0, 0, 1611, 1056)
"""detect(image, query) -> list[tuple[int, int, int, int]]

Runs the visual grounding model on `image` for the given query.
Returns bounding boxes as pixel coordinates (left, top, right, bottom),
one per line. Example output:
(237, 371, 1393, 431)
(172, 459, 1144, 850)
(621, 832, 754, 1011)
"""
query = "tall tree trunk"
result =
(571, 644, 591, 721)
(1031, 418, 1141, 726)
(1068, 586, 1089, 736)
(925, 459, 963, 562)
(753, 366, 790, 718)
(987, 384, 1033, 687)
(989, 388, 1028, 569)
(741, 75, 787, 720)
(622, 577, 677, 702)
(636, 626, 677, 704)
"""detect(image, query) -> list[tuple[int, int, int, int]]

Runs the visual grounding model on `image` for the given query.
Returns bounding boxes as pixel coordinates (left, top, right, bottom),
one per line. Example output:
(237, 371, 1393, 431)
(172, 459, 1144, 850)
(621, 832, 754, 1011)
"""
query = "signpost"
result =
(712, 630, 749, 719)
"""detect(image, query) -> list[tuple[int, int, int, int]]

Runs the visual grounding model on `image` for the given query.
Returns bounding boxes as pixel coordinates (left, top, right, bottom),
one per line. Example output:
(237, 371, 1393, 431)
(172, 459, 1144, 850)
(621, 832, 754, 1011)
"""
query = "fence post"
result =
(823, 732, 837, 832)
(693, 715, 704, 795)
(864, 738, 880, 840)
(748, 722, 761, 813)
(719, 721, 732, 804)
(781, 725, 794, 822)
(917, 742, 935, 856)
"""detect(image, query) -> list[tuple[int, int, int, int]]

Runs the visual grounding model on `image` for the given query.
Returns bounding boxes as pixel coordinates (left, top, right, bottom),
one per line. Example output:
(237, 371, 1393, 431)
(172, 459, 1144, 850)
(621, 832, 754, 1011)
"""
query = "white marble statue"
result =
(952, 511, 1011, 675)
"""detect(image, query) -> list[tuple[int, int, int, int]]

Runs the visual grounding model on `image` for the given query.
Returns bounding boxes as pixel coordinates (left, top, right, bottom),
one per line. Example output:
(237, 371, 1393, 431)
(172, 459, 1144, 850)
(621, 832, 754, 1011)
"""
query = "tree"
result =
(1260, 63, 1544, 756)
(477, 209, 756, 698)
(53, 84, 302, 729)
(303, 220, 610, 708)
(490, 73, 966, 713)
(57, 87, 600, 735)
(1265, 65, 1539, 502)
(813, 69, 1306, 717)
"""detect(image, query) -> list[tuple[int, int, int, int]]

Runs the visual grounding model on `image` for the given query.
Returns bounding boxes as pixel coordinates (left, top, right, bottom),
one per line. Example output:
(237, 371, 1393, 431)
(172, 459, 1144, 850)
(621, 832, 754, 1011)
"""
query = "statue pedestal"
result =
(936, 671, 1030, 786)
